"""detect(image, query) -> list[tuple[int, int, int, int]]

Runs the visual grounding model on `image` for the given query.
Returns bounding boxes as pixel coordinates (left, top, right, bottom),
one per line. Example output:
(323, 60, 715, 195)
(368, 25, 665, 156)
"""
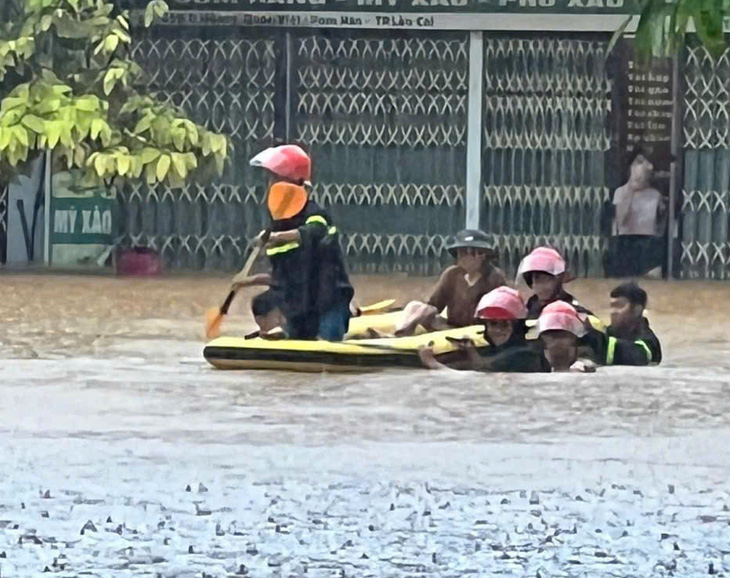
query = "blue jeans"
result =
(286, 300, 351, 341)
(317, 300, 351, 341)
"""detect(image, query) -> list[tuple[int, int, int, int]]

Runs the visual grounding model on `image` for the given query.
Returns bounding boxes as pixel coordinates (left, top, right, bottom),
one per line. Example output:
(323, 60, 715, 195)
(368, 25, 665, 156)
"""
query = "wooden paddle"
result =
(205, 229, 271, 340)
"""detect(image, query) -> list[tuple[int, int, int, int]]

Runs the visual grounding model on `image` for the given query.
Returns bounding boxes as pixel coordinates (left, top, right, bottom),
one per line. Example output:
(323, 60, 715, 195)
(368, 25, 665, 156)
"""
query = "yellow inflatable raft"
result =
(203, 310, 605, 373)
(204, 320, 487, 372)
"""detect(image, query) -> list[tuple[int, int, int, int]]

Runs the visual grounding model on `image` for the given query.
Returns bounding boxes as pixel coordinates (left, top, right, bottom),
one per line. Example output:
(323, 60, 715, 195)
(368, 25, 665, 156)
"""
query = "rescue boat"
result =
(203, 311, 486, 372)
(202, 310, 605, 373)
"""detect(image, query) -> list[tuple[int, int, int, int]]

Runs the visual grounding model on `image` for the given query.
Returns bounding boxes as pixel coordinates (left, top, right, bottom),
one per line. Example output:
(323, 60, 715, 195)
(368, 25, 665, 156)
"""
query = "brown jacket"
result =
(428, 265, 507, 327)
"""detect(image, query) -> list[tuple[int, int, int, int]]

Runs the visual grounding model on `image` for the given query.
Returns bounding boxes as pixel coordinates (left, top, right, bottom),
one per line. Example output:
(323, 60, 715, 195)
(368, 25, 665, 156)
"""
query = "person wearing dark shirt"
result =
(516, 246, 593, 319)
(240, 144, 354, 340)
(583, 282, 662, 366)
(418, 286, 548, 373)
(395, 230, 507, 337)
(537, 301, 597, 373)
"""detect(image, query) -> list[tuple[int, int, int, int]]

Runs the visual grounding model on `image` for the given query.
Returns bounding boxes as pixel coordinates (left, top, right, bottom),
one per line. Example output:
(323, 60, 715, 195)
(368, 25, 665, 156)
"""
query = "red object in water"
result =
(117, 247, 162, 276)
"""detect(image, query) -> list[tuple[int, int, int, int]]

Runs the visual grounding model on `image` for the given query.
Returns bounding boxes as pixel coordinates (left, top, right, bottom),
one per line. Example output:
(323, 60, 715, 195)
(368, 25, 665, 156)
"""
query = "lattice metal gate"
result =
(124, 27, 616, 275)
(294, 30, 468, 275)
(682, 44, 730, 280)
(481, 36, 613, 278)
(123, 28, 275, 271)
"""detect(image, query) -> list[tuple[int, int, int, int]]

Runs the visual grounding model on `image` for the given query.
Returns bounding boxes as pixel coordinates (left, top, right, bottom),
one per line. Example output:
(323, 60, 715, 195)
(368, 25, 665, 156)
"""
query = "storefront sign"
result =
(50, 171, 116, 268)
(616, 39, 675, 180)
(132, 10, 636, 30)
(127, 0, 639, 13)
(126, 0, 641, 29)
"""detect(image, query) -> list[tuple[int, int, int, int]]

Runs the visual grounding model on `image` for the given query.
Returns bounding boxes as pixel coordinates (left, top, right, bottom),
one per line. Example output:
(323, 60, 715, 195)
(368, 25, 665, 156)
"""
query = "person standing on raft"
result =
(233, 144, 354, 341)
(394, 230, 507, 336)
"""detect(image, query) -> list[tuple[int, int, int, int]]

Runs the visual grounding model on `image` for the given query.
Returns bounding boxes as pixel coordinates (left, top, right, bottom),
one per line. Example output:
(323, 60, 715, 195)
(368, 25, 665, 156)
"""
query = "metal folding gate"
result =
(682, 44, 730, 280)
(124, 28, 276, 271)
(481, 36, 612, 277)
(122, 27, 616, 276)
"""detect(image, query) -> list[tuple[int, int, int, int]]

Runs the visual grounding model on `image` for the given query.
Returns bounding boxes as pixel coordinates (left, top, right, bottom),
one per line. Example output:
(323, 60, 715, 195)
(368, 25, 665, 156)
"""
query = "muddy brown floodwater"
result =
(0, 273, 729, 577)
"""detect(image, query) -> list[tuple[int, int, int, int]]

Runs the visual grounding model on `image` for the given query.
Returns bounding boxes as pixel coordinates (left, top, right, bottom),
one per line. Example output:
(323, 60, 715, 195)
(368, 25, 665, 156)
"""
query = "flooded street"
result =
(1, 274, 730, 576)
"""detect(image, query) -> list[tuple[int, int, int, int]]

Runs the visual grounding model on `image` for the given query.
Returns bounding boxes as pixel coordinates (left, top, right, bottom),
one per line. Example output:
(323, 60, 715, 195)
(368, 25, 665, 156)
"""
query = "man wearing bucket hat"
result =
(395, 229, 507, 336)
(233, 144, 354, 341)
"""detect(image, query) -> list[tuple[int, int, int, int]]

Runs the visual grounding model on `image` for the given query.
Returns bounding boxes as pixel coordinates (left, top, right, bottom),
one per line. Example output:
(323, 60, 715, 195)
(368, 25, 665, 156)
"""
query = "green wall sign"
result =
(49, 171, 116, 268)
(51, 196, 116, 246)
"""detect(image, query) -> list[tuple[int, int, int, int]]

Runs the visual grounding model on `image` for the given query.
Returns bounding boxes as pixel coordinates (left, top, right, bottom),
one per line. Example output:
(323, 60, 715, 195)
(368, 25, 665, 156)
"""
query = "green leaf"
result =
(693, 1, 726, 58)
(171, 127, 185, 151)
(154, 0, 169, 18)
(186, 124, 199, 147)
(75, 96, 99, 112)
(119, 101, 137, 116)
(113, 28, 131, 44)
(145, 0, 169, 26)
(171, 152, 187, 178)
(129, 157, 143, 178)
(139, 147, 161, 164)
(21, 114, 44, 133)
(90, 118, 106, 140)
(209, 134, 223, 154)
(117, 154, 131, 176)
(74, 115, 91, 140)
(46, 121, 62, 148)
(0, 128, 10, 150)
(59, 124, 74, 148)
(144, 2, 155, 27)
(14, 125, 29, 147)
(35, 98, 62, 114)
(100, 125, 113, 147)
(39, 14, 53, 32)
(156, 154, 170, 181)
(51, 84, 72, 96)
(103, 69, 117, 95)
(105, 155, 115, 175)
(1, 96, 27, 113)
(135, 115, 152, 134)
(1, 109, 24, 126)
(94, 154, 106, 177)
(145, 161, 157, 185)
(183, 152, 197, 170)
(74, 145, 86, 167)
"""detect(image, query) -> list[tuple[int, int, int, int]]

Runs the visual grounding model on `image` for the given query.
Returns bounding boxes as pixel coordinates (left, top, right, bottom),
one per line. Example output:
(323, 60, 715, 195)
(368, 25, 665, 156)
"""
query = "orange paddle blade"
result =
(268, 182, 307, 220)
(205, 307, 224, 340)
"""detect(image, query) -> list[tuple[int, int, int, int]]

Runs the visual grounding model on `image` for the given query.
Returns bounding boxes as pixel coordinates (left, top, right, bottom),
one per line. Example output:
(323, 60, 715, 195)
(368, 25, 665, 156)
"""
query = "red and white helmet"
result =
(517, 247, 566, 284)
(537, 301, 585, 337)
(250, 145, 311, 184)
(475, 287, 527, 321)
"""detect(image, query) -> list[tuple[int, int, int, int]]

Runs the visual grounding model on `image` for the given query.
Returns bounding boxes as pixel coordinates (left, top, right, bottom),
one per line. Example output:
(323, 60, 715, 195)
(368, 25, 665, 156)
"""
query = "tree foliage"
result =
(0, 0, 229, 188)
(611, 0, 730, 63)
